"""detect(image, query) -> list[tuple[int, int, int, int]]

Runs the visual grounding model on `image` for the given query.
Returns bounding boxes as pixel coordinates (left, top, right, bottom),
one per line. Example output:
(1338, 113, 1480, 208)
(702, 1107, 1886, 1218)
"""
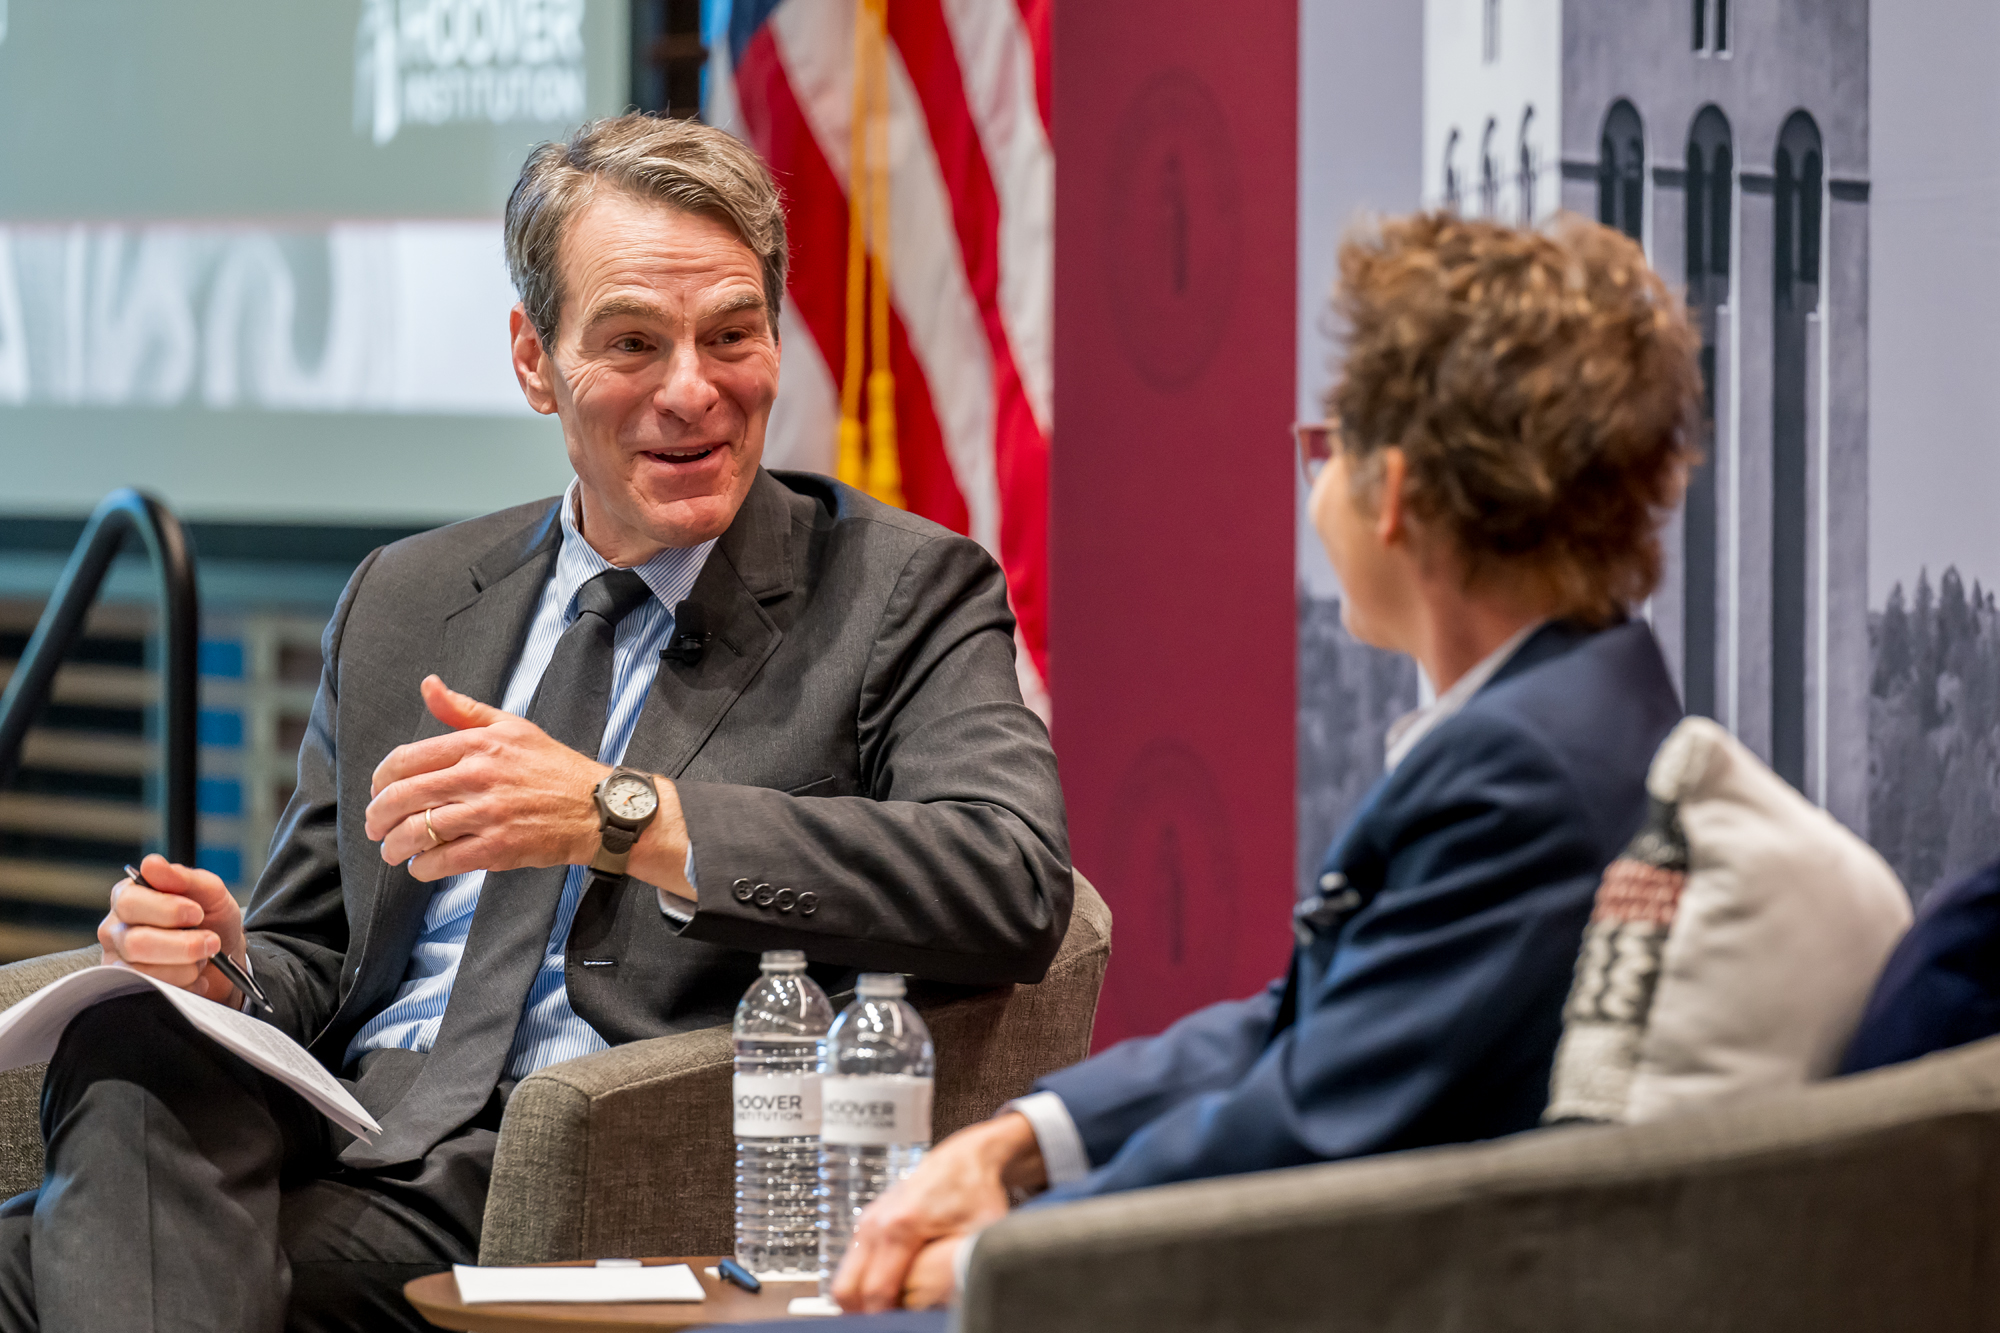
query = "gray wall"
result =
(1870, 0, 2000, 605)
(1294, 0, 1424, 888)
(1864, 0, 2000, 899)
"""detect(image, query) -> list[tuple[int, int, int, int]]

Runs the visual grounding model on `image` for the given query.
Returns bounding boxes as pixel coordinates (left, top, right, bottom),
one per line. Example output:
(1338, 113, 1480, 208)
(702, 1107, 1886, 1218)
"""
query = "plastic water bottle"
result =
(817, 973, 935, 1295)
(734, 950, 834, 1278)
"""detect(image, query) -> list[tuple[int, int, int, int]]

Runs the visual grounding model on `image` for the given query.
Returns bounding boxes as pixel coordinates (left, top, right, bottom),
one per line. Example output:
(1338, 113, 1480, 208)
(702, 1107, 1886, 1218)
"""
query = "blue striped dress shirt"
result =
(346, 482, 716, 1080)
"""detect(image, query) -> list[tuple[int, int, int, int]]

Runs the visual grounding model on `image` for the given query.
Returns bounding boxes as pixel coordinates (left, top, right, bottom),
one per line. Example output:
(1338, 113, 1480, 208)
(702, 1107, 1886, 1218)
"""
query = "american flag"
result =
(704, 0, 1054, 718)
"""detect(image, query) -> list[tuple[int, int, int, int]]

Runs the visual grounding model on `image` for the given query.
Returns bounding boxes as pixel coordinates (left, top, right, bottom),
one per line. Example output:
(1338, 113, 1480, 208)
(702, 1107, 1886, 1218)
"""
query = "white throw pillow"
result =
(1546, 716, 1912, 1124)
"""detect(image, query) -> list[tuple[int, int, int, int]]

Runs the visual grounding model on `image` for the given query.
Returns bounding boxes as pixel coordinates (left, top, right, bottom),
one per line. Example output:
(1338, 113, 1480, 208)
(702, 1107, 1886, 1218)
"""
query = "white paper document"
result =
(789, 1295, 844, 1316)
(0, 965, 379, 1141)
(452, 1263, 705, 1304)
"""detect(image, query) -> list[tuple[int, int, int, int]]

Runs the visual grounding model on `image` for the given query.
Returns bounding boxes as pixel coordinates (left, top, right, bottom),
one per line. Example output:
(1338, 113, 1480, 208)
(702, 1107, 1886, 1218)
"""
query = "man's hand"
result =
(901, 1238, 967, 1311)
(98, 854, 247, 1005)
(833, 1111, 1047, 1313)
(365, 675, 613, 881)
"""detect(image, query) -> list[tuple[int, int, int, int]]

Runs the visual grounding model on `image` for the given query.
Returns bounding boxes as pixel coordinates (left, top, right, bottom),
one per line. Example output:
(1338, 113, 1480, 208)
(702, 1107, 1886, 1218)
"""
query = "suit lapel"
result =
(621, 470, 797, 778)
(347, 504, 565, 1020)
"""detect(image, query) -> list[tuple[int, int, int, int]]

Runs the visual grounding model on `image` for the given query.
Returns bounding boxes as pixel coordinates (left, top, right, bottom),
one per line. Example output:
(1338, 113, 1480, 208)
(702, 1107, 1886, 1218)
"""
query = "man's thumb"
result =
(422, 675, 499, 730)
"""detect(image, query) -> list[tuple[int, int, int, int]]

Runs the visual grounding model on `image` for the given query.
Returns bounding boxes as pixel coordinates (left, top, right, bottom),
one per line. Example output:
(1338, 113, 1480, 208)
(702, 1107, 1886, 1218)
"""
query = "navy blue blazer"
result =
(1839, 858, 2000, 1074)
(1034, 619, 1682, 1203)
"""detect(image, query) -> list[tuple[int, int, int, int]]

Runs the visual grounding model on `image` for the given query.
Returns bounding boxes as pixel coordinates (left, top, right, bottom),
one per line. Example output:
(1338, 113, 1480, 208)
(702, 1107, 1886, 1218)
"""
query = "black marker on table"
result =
(715, 1257, 762, 1293)
(123, 864, 275, 1015)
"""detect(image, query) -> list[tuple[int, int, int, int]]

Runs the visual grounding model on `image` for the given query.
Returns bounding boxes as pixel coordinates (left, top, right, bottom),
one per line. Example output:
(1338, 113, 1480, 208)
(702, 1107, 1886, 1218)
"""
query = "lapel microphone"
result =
(662, 601, 711, 665)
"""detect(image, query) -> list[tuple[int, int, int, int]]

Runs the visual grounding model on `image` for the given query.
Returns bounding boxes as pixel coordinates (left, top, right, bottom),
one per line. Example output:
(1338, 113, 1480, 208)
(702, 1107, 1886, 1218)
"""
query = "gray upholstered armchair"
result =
(0, 872, 1112, 1266)
(956, 1028, 2000, 1333)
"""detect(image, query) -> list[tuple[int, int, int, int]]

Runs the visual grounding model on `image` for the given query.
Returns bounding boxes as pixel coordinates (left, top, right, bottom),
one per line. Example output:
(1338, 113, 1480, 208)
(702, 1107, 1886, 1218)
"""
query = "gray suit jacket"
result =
(241, 470, 1073, 1071)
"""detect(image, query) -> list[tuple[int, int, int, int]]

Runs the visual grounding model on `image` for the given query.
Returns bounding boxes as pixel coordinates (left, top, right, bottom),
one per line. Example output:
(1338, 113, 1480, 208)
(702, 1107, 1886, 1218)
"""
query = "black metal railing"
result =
(0, 489, 199, 864)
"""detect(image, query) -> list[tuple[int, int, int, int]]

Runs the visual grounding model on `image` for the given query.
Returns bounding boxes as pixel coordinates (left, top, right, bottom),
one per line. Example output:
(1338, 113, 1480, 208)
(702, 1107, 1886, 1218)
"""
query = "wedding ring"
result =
(424, 807, 442, 849)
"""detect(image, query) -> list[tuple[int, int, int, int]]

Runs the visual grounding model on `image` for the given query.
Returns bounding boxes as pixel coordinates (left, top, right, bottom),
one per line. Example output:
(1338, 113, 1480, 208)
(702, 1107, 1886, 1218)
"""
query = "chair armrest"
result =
(0, 948, 99, 1199)
(920, 871, 1114, 1139)
(961, 1033, 2000, 1333)
(480, 1023, 736, 1265)
(481, 874, 1110, 1266)
(479, 980, 1088, 1266)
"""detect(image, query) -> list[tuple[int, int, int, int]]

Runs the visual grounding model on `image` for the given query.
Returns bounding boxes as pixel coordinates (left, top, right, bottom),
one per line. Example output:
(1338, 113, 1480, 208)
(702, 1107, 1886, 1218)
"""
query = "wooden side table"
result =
(405, 1258, 821, 1332)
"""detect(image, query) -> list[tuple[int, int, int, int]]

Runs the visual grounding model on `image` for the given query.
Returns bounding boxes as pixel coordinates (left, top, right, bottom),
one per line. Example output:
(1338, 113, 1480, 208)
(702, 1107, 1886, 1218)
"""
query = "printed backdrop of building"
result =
(1428, 0, 1871, 833)
(1305, 0, 2000, 904)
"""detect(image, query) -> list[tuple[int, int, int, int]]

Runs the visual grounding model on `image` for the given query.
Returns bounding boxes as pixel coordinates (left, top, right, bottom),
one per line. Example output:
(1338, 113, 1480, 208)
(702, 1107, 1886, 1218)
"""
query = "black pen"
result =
(123, 864, 275, 1015)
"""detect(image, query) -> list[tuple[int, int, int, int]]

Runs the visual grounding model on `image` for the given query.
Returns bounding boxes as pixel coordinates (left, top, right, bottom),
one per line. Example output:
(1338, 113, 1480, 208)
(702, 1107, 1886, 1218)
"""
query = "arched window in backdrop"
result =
(1516, 106, 1537, 225)
(1683, 104, 1733, 721)
(1692, 0, 1730, 53)
(1597, 100, 1645, 243)
(1480, 118, 1501, 218)
(1771, 109, 1823, 791)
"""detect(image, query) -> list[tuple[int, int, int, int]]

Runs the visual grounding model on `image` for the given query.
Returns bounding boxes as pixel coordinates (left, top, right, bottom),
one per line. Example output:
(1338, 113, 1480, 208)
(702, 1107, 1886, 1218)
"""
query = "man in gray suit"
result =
(0, 116, 1069, 1333)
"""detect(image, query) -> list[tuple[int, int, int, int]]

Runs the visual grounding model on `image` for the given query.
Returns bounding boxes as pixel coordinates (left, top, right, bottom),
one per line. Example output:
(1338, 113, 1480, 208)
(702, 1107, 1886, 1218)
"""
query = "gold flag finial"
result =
(838, 0, 902, 509)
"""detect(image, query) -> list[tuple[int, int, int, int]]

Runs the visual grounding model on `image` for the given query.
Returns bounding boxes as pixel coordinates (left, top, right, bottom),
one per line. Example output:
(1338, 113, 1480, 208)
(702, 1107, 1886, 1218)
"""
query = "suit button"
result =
(733, 878, 755, 902)
(797, 891, 818, 916)
(774, 887, 796, 912)
(754, 883, 776, 907)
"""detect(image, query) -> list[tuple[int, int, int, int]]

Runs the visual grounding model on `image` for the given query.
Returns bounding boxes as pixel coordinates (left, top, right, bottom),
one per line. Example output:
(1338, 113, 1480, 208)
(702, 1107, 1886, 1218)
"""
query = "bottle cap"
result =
(759, 950, 808, 972)
(856, 973, 906, 997)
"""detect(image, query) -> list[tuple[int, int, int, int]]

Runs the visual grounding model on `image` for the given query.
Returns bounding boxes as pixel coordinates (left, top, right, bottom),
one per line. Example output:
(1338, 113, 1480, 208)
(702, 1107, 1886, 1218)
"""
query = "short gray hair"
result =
(504, 114, 788, 347)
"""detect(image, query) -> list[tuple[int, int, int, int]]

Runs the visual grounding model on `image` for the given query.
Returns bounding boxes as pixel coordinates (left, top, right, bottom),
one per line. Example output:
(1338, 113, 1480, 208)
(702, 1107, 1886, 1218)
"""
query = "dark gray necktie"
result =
(344, 567, 653, 1169)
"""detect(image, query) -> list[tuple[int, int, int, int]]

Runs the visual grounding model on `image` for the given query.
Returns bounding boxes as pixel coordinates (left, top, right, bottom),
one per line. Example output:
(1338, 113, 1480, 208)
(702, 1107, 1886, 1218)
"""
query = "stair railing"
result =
(0, 489, 199, 865)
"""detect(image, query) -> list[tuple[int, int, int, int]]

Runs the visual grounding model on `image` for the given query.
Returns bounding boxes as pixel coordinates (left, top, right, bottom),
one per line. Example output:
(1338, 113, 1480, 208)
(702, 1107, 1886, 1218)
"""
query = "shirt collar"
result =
(553, 479, 717, 614)
(1383, 620, 1547, 772)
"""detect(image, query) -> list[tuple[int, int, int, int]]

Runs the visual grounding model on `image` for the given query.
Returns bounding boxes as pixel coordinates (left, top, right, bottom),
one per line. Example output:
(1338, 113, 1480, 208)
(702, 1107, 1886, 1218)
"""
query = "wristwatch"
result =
(590, 767, 660, 875)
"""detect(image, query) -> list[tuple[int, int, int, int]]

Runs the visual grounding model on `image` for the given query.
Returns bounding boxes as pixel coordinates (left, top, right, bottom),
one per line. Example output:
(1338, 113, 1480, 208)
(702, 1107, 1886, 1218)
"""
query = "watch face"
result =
(604, 773, 658, 822)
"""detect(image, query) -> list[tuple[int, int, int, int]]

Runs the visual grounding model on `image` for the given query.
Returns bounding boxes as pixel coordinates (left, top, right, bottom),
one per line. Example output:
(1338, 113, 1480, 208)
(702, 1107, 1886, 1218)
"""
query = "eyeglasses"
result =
(1293, 422, 1334, 483)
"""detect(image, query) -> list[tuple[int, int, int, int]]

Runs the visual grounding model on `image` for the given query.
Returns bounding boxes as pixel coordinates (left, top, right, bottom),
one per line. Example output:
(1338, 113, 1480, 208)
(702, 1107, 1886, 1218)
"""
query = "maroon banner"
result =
(1050, 0, 1299, 1046)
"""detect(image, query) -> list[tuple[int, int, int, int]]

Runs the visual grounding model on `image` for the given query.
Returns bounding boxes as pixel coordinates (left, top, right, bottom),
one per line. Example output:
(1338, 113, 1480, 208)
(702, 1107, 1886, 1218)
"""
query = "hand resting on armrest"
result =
(833, 1110, 1046, 1312)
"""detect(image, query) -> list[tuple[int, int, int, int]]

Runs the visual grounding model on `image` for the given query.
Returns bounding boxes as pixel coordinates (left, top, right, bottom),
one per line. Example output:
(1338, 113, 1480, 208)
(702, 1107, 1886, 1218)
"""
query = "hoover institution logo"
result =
(354, 0, 586, 145)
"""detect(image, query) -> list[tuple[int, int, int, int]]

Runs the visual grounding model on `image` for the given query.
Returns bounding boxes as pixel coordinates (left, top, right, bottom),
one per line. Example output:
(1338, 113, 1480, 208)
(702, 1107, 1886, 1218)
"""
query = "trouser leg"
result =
(32, 991, 320, 1333)
(22, 994, 504, 1333)
(279, 1175, 477, 1333)
(0, 1200, 36, 1333)
(278, 1073, 501, 1333)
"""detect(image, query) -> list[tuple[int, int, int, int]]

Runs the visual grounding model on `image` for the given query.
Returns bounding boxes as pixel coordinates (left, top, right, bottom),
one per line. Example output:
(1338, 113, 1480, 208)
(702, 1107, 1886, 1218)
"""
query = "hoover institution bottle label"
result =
(733, 1073, 823, 1138)
(820, 1075, 934, 1147)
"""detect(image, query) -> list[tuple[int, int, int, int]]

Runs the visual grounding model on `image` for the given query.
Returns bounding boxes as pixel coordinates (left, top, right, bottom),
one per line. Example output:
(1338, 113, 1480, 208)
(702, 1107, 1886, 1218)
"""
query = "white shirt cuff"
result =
(1003, 1090, 1091, 1188)
(952, 1228, 979, 1299)
(656, 845, 698, 925)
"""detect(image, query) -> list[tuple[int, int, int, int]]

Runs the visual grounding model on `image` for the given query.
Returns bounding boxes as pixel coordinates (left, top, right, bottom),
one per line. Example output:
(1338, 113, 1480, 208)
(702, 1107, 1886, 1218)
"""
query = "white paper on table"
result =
(788, 1296, 844, 1317)
(452, 1264, 705, 1304)
(0, 965, 379, 1141)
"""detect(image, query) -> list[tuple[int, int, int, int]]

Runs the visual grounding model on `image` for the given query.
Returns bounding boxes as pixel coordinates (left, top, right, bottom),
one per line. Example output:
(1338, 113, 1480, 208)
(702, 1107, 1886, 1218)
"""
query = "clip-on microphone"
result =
(662, 600, 711, 665)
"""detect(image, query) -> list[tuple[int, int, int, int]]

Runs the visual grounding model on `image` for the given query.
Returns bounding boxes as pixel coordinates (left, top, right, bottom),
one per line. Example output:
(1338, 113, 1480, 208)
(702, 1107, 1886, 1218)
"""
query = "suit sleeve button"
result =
(796, 891, 818, 916)
(754, 883, 776, 907)
(733, 878, 755, 902)
(774, 887, 796, 912)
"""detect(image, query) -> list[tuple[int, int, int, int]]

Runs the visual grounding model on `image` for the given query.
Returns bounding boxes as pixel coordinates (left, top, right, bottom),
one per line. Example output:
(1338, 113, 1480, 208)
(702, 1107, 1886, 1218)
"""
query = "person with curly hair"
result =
(801, 211, 1703, 1324)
